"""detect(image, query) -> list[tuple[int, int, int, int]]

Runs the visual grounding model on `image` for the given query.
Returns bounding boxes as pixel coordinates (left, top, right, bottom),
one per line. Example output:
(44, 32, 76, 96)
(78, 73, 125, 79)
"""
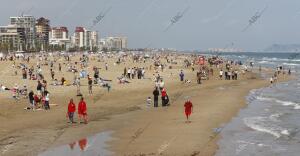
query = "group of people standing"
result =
(67, 97, 88, 124)
(124, 67, 146, 79)
(219, 69, 238, 80)
(152, 85, 169, 107)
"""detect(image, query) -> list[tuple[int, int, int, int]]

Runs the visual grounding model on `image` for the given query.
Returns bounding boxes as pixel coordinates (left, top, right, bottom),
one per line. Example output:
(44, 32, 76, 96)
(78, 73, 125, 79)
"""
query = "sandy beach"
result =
(0, 53, 291, 156)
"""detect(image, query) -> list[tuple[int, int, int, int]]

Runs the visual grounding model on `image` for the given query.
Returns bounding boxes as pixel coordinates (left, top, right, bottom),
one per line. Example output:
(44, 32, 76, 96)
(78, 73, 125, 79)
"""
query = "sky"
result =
(0, 0, 300, 51)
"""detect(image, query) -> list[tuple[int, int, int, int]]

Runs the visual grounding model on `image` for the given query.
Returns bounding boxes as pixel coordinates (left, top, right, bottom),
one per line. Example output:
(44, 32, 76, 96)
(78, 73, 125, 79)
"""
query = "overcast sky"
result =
(0, 0, 300, 51)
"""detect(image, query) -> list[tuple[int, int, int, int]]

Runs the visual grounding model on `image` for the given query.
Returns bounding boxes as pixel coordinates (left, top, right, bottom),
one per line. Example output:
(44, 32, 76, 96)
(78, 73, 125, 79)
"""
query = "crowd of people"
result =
(0, 51, 287, 125)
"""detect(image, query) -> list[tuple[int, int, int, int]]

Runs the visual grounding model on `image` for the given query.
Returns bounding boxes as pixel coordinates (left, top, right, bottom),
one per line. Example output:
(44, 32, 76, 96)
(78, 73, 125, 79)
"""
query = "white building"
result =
(0, 25, 25, 50)
(49, 27, 70, 49)
(10, 15, 36, 49)
(73, 27, 98, 50)
(101, 37, 128, 50)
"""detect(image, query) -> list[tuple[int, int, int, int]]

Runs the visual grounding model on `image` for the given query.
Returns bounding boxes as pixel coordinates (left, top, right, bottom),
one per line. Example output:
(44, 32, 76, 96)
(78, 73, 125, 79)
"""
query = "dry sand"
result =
(0, 54, 292, 156)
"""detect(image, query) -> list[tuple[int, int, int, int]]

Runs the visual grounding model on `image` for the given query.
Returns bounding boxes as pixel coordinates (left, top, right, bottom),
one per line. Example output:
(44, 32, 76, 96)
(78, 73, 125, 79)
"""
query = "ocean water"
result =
(214, 52, 300, 156)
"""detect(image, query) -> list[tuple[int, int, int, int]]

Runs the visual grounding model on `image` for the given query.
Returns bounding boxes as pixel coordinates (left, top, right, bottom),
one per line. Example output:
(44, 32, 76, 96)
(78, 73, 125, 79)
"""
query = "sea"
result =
(211, 52, 300, 156)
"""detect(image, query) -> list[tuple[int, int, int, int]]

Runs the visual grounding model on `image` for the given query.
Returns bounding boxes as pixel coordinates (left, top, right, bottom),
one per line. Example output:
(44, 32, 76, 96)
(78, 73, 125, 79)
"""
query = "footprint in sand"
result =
(157, 136, 177, 155)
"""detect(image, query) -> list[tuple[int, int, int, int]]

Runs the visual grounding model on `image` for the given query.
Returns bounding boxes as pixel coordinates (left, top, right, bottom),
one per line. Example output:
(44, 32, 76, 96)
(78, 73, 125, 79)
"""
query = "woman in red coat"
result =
(161, 88, 167, 107)
(78, 97, 88, 124)
(67, 98, 76, 123)
(184, 99, 193, 122)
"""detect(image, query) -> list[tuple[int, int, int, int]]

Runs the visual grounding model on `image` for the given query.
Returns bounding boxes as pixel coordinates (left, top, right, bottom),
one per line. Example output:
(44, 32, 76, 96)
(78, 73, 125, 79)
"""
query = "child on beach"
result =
(270, 77, 274, 84)
(184, 99, 193, 123)
(43, 91, 50, 110)
(146, 97, 152, 107)
(219, 69, 223, 80)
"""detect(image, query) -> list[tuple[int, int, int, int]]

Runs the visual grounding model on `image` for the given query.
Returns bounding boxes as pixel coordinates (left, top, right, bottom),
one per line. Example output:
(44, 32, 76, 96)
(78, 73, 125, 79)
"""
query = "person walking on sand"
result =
(184, 99, 193, 122)
(67, 98, 76, 123)
(78, 97, 88, 124)
(161, 88, 167, 107)
(28, 90, 35, 110)
(44, 90, 50, 110)
(105, 63, 108, 70)
(179, 70, 184, 82)
(153, 87, 159, 107)
(219, 69, 223, 80)
(88, 76, 93, 95)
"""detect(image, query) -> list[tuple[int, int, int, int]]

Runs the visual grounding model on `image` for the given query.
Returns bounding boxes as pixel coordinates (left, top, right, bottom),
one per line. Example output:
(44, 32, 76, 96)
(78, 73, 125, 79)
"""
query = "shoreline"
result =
(109, 72, 274, 156)
(0, 56, 293, 156)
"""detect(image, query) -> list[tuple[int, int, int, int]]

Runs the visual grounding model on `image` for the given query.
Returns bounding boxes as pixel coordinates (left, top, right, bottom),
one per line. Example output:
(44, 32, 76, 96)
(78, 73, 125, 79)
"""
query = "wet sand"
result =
(0, 55, 292, 156)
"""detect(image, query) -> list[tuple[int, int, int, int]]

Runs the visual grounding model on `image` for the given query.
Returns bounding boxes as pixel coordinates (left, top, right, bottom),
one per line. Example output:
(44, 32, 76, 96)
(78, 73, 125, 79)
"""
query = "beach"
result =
(0, 53, 291, 156)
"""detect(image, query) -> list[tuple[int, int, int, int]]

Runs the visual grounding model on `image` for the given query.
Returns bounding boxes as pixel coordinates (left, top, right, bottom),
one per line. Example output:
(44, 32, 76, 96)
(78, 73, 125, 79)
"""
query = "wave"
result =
(258, 61, 275, 64)
(256, 96, 273, 101)
(255, 96, 300, 110)
(261, 57, 300, 62)
(282, 63, 300, 66)
(275, 99, 299, 108)
(243, 117, 289, 138)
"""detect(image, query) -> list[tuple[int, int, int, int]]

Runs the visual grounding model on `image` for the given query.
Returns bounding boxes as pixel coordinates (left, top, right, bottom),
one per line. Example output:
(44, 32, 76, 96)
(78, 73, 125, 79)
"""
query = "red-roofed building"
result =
(49, 26, 70, 49)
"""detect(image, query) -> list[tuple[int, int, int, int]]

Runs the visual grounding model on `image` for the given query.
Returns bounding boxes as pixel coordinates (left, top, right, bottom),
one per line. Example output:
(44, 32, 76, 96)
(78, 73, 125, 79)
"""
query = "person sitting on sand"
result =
(118, 76, 130, 84)
(184, 99, 193, 122)
(12, 84, 19, 100)
(78, 97, 88, 124)
(0, 84, 10, 91)
(34, 94, 40, 108)
(67, 98, 76, 123)
(146, 97, 152, 107)
(19, 85, 28, 98)
(61, 77, 66, 85)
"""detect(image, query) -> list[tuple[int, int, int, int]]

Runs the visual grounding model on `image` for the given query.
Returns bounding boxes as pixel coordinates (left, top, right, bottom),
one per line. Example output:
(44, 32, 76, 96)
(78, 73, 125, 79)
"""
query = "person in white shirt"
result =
(127, 68, 131, 79)
(219, 70, 223, 80)
(0, 84, 9, 91)
(159, 80, 165, 90)
(44, 91, 50, 110)
(142, 68, 145, 79)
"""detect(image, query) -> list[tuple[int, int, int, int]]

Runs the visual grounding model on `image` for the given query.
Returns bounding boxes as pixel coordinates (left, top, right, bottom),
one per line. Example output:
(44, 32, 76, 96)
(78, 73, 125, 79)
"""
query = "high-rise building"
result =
(73, 27, 98, 49)
(0, 25, 25, 51)
(49, 27, 70, 49)
(84, 29, 91, 48)
(102, 37, 128, 50)
(89, 31, 99, 49)
(74, 27, 84, 48)
(36, 17, 50, 47)
(10, 15, 36, 49)
(121, 37, 128, 50)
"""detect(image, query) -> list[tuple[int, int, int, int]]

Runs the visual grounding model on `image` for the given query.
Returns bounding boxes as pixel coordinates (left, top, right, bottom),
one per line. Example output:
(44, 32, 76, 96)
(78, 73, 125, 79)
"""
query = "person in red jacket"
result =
(67, 98, 76, 123)
(78, 97, 88, 124)
(161, 88, 167, 107)
(184, 99, 193, 123)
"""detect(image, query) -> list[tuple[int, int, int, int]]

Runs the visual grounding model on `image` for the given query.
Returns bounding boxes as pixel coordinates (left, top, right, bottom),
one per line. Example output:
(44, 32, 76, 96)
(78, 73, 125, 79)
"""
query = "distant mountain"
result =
(264, 44, 300, 52)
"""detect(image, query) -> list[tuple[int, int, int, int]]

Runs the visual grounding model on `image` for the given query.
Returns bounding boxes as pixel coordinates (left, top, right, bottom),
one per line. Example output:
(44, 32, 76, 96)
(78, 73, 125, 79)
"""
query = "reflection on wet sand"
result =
(39, 131, 113, 156)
